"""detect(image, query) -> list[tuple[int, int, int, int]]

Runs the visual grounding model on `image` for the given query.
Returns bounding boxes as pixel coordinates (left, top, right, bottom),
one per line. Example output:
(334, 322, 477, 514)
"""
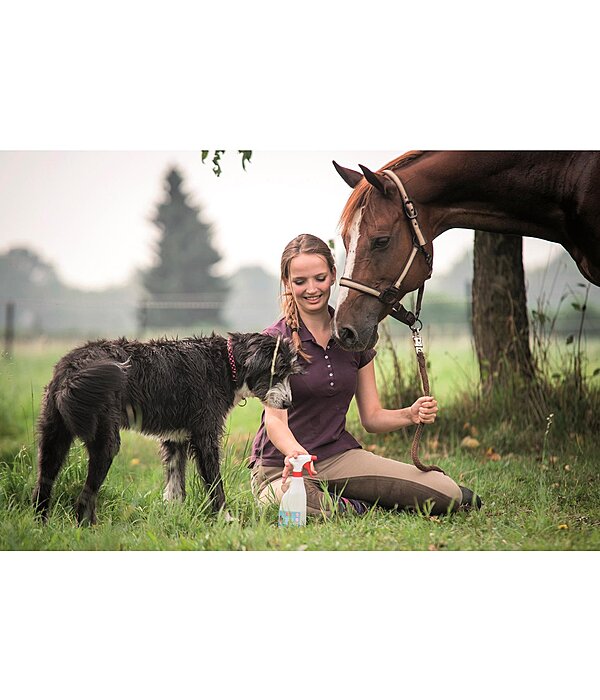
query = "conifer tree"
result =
(143, 167, 228, 327)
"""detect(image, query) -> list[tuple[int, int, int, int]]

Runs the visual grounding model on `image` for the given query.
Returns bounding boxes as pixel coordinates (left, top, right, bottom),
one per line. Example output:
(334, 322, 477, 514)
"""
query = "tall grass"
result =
(363, 289, 600, 463)
(1, 325, 599, 550)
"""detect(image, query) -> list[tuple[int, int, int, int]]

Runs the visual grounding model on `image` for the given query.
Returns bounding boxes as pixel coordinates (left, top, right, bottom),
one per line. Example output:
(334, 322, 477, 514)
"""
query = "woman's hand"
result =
(281, 451, 318, 492)
(410, 396, 438, 424)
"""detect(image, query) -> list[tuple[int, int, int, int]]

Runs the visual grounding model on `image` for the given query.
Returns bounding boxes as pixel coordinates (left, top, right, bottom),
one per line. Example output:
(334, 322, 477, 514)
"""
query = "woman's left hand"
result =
(410, 396, 438, 424)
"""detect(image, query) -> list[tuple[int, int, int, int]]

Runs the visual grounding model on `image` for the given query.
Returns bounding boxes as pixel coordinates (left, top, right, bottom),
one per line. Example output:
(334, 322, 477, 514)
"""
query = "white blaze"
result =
(334, 207, 363, 334)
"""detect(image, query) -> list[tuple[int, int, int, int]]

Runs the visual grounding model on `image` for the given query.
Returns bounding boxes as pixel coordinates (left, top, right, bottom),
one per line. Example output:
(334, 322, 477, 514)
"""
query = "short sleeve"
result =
(262, 318, 289, 338)
(358, 347, 377, 368)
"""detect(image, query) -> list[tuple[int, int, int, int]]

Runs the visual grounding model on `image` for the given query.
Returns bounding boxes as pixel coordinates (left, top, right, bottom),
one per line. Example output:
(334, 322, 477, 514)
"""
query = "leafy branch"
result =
(201, 150, 252, 177)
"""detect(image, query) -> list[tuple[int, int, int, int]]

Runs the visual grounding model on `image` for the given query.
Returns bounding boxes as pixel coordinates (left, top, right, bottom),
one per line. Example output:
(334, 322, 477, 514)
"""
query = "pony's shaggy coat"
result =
(33, 332, 300, 523)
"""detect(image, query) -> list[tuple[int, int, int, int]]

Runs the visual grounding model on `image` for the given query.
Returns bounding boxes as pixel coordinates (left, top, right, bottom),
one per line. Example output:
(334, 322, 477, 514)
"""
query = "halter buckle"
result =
(403, 199, 418, 219)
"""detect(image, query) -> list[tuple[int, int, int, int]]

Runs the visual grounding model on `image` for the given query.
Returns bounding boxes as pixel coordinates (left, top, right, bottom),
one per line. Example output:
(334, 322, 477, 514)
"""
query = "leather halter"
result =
(339, 169, 433, 328)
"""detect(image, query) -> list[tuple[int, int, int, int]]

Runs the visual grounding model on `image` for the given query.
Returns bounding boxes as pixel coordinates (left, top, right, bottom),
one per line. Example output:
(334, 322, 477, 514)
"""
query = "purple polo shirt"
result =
(250, 308, 376, 467)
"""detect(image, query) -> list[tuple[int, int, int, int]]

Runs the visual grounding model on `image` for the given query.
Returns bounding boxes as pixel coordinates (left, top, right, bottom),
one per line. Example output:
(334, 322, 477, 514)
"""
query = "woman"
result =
(250, 234, 480, 516)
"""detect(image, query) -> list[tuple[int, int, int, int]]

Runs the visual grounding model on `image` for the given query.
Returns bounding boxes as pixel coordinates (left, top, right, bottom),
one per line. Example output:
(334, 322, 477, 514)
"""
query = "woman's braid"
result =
(282, 286, 311, 361)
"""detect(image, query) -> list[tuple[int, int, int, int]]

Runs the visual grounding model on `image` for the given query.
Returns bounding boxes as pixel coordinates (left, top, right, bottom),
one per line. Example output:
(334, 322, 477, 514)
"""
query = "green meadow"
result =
(1, 334, 599, 550)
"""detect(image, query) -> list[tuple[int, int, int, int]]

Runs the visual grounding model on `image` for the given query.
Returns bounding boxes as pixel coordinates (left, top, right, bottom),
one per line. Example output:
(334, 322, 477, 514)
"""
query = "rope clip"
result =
(412, 326, 424, 354)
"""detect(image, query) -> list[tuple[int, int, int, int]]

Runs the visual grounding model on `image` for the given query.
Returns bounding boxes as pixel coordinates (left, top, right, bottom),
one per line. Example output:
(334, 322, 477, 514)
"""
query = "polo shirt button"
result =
(329, 373, 333, 377)
(330, 382, 334, 386)
(324, 355, 328, 359)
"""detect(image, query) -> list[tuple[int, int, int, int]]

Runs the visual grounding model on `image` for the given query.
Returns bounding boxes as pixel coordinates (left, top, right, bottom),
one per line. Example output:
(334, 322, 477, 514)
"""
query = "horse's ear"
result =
(333, 161, 363, 189)
(358, 164, 393, 197)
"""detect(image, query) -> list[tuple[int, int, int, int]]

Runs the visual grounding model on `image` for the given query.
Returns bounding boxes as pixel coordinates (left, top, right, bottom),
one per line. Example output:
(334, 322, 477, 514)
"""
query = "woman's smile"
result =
(304, 293, 323, 303)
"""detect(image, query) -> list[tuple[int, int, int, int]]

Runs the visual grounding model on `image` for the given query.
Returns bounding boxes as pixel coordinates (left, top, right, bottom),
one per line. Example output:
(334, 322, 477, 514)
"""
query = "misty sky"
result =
(0, 150, 562, 291)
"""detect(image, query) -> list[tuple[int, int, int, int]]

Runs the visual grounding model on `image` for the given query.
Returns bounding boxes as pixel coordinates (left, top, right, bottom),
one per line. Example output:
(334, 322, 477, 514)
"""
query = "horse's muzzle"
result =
(334, 324, 378, 352)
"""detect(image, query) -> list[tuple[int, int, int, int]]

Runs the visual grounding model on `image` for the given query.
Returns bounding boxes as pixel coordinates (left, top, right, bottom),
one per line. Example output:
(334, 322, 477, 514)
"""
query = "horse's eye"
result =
(372, 236, 390, 250)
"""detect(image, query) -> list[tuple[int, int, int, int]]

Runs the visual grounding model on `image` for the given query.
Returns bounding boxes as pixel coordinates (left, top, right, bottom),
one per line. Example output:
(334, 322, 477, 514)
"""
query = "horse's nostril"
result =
(339, 326, 358, 346)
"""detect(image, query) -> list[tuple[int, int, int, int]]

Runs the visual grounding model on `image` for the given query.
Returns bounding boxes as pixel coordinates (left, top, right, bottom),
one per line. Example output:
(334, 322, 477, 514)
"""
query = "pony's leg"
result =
(33, 412, 73, 522)
(75, 424, 121, 525)
(161, 440, 187, 502)
(190, 432, 226, 513)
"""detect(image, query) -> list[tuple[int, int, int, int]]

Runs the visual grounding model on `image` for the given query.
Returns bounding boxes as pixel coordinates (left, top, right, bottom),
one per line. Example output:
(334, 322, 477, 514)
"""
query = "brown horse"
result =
(332, 151, 600, 351)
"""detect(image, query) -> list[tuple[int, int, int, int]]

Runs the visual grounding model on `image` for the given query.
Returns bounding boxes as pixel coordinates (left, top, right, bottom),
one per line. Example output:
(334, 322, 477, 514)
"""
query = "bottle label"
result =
(278, 509, 302, 527)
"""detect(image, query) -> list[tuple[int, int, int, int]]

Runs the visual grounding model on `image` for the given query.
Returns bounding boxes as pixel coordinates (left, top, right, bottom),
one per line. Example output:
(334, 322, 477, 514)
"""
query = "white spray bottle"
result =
(278, 454, 316, 527)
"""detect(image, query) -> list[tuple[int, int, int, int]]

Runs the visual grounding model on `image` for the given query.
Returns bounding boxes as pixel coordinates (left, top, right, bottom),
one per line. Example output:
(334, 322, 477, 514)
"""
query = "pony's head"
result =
(332, 155, 433, 351)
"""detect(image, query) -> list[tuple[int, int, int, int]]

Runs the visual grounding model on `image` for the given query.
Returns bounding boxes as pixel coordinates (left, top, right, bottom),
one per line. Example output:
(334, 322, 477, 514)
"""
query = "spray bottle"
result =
(278, 454, 316, 527)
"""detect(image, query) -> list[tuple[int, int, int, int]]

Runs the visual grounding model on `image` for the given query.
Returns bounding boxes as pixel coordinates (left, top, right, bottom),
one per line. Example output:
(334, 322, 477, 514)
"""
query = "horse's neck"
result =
(399, 152, 571, 243)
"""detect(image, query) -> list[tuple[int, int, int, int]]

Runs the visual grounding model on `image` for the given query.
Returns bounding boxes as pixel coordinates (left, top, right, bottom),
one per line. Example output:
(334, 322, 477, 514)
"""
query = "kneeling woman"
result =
(250, 234, 480, 516)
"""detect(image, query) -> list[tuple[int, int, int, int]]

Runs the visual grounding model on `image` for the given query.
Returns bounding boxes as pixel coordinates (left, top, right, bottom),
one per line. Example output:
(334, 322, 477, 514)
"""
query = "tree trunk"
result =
(471, 231, 537, 390)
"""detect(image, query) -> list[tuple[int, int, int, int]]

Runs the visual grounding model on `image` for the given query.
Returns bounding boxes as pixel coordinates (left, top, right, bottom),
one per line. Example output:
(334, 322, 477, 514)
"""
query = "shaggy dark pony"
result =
(33, 332, 300, 524)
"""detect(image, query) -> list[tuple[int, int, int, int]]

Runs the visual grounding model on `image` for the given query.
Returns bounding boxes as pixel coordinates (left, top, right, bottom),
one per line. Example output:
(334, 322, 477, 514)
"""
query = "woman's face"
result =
(287, 253, 335, 316)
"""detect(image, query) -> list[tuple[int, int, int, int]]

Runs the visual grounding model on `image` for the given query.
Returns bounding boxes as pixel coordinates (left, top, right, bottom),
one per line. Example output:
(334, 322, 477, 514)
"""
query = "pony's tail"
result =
(281, 287, 311, 362)
(56, 361, 127, 442)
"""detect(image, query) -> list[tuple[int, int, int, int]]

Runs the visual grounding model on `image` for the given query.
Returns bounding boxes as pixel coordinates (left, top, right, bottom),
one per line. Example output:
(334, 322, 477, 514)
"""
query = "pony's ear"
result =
(358, 164, 393, 197)
(333, 161, 363, 189)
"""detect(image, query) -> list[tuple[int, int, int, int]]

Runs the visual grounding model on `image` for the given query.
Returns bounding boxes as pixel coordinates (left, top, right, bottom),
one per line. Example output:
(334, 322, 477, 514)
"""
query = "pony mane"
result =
(338, 150, 426, 237)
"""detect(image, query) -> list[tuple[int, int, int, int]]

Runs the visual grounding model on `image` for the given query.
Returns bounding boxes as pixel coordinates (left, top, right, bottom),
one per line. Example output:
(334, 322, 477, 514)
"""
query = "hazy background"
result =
(0, 149, 563, 289)
(3, 149, 592, 340)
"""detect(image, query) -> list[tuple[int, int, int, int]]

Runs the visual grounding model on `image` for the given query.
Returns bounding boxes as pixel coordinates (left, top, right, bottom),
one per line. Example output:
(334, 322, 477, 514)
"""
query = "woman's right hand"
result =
(281, 451, 318, 492)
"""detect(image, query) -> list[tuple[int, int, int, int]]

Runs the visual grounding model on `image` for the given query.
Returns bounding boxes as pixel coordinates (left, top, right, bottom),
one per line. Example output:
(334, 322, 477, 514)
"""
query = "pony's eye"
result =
(372, 236, 390, 250)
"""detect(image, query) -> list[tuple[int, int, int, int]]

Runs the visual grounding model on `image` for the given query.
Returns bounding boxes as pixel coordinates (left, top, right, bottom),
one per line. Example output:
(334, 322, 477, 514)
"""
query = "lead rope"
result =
(404, 287, 444, 474)
(409, 324, 445, 475)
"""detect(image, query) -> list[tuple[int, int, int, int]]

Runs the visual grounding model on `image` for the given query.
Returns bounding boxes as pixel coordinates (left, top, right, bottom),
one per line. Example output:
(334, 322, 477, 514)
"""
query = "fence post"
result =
(137, 299, 148, 338)
(4, 300, 15, 357)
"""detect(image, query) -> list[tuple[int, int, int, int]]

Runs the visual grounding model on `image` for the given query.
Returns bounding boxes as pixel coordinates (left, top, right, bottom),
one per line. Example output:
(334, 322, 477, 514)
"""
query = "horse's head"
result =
(332, 161, 434, 352)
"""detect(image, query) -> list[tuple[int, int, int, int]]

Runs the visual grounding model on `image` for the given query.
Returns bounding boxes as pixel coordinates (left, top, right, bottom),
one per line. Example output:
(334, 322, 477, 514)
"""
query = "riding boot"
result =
(459, 486, 482, 510)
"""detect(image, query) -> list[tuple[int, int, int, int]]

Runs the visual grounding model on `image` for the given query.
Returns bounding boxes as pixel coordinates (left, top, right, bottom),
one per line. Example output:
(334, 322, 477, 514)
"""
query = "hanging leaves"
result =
(201, 150, 253, 177)
(239, 150, 252, 170)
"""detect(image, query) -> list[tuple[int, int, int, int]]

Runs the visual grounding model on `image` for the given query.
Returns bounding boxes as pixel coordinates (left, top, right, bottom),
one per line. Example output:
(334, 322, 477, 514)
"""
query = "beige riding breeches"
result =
(251, 448, 463, 516)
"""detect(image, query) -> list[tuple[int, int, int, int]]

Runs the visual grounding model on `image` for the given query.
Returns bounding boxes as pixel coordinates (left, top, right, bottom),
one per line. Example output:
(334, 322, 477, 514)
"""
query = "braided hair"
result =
(280, 234, 336, 362)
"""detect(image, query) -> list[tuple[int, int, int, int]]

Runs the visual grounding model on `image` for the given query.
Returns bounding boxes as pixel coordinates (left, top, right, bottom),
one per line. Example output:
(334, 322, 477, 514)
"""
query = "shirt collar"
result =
(297, 306, 335, 345)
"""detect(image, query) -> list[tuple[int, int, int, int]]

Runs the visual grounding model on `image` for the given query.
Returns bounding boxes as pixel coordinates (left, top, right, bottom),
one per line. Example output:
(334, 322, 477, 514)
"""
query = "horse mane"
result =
(338, 150, 426, 237)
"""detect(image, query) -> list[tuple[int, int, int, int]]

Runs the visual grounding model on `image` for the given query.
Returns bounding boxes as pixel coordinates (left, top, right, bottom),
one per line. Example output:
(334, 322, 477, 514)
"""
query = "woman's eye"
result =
(372, 236, 390, 250)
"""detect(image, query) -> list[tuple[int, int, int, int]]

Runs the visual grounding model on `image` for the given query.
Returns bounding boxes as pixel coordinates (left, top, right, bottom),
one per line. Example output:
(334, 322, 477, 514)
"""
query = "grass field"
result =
(1, 336, 599, 550)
